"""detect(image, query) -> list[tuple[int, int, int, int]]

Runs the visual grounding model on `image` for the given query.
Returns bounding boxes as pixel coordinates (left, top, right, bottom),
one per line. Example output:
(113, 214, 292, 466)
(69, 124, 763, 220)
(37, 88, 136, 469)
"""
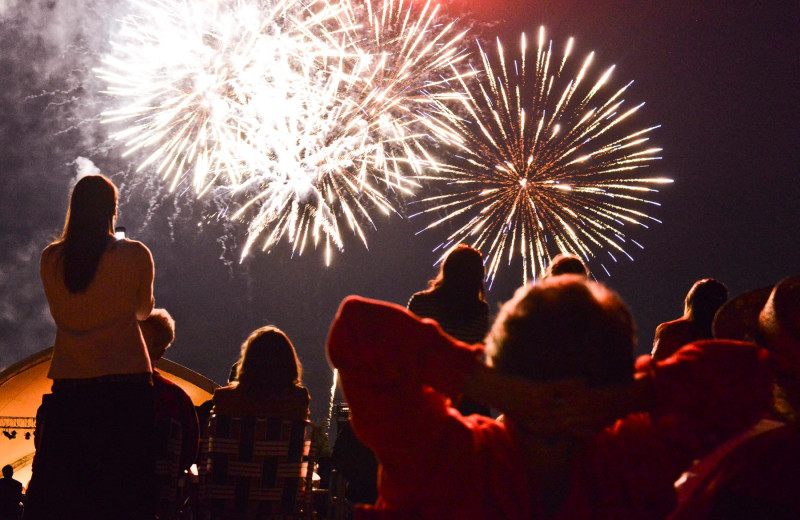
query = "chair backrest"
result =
(199, 414, 315, 520)
(154, 417, 184, 520)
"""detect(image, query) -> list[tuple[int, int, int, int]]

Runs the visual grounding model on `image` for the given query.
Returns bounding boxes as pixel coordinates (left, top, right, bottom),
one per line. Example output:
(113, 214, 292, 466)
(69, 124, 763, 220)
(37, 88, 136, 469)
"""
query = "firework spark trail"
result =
(231, 0, 474, 263)
(96, 0, 474, 264)
(414, 27, 673, 286)
(96, 0, 347, 195)
(231, 48, 418, 263)
(327, 368, 339, 429)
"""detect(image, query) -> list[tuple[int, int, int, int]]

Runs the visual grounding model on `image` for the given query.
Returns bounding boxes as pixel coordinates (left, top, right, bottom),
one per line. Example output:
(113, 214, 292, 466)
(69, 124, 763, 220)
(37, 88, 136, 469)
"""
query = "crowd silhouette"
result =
(7, 175, 799, 519)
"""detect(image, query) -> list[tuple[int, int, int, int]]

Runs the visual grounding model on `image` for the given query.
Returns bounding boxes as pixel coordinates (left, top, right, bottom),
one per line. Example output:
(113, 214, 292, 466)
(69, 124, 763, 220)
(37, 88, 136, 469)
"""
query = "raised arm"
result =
(466, 339, 770, 441)
(329, 296, 651, 445)
(464, 364, 653, 436)
(642, 339, 772, 448)
(326, 296, 484, 468)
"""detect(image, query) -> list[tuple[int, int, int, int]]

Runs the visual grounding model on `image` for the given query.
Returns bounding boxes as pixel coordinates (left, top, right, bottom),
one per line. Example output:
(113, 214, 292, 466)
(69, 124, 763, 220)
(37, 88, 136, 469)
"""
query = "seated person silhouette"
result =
(407, 244, 490, 418)
(201, 327, 312, 519)
(141, 308, 200, 474)
(408, 244, 490, 345)
(669, 276, 800, 519)
(211, 327, 309, 420)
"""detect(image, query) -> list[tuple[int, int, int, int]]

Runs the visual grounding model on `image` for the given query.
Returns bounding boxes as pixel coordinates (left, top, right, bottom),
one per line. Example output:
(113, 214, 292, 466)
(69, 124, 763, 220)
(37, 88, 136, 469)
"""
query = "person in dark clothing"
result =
(211, 326, 310, 420)
(27, 174, 156, 520)
(408, 244, 490, 346)
(331, 421, 379, 505)
(669, 276, 800, 518)
(652, 278, 728, 361)
(408, 244, 490, 417)
(140, 308, 200, 473)
(0, 465, 23, 520)
(140, 308, 199, 520)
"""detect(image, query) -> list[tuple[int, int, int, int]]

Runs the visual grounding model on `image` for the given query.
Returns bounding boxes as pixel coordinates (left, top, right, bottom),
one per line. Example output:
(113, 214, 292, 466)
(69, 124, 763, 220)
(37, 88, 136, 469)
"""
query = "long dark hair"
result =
(425, 244, 486, 326)
(236, 326, 303, 399)
(424, 244, 486, 321)
(58, 175, 118, 293)
(685, 278, 728, 337)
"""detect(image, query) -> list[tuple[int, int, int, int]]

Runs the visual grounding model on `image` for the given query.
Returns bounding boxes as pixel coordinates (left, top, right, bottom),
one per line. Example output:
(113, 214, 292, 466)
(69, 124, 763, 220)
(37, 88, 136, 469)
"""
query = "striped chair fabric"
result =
(199, 415, 314, 519)
(154, 417, 184, 520)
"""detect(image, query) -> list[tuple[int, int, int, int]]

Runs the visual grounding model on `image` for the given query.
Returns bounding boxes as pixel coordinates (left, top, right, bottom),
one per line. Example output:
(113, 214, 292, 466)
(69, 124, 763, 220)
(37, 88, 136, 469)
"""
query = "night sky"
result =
(1, 1, 798, 422)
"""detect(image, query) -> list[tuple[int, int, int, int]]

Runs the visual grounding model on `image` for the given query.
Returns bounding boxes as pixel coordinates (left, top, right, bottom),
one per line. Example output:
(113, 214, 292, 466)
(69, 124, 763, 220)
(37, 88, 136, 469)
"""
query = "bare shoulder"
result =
(656, 318, 688, 333)
(408, 290, 433, 307)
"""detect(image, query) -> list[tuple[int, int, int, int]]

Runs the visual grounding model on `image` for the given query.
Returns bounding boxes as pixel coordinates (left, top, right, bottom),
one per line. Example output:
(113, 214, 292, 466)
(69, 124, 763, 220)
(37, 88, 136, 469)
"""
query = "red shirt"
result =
(153, 371, 200, 472)
(326, 296, 771, 520)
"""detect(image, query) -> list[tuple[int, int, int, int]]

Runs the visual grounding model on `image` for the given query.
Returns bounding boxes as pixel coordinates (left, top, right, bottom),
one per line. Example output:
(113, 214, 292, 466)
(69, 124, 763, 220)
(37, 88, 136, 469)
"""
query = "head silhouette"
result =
(236, 326, 302, 398)
(544, 253, 589, 278)
(140, 308, 175, 364)
(685, 279, 728, 331)
(487, 275, 635, 387)
(430, 244, 486, 302)
(714, 277, 800, 383)
(758, 277, 800, 379)
(1, 465, 12, 479)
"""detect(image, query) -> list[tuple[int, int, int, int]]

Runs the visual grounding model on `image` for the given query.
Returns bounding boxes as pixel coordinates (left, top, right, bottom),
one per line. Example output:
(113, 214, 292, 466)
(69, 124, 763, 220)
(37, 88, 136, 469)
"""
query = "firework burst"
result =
(231, 0, 473, 262)
(96, 0, 344, 195)
(230, 54, 415, 263)
(97, 0, 473, 264)
(414, 28, 672, 286)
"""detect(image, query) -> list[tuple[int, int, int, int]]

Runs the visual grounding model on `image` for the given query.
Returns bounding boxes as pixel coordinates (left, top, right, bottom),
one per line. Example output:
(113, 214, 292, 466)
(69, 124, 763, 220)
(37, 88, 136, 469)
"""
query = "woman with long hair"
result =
(408, 244, 489, 345)
(651, 278, 729, 361)
(211, 326, 309, 420)
(199, 328, 310, 517)
(27, 174, 157, 520)
(408, 244, 490, 416)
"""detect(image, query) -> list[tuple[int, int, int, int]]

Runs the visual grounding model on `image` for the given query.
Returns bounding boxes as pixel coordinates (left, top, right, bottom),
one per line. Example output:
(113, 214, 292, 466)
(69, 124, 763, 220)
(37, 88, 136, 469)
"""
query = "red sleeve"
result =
(177, 390, 200, 472)
(326, 296, 484, 471)
(588, 340, 772, 519)
(641, 339, 772, 452)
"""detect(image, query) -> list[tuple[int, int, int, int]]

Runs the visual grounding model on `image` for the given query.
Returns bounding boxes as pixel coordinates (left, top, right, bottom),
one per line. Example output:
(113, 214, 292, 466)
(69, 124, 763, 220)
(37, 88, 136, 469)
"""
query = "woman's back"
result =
(26, 174, 159, 520)
(41, 237, 154, 379)
(408, 244, 489, 345)
(408, 290, 489, 344)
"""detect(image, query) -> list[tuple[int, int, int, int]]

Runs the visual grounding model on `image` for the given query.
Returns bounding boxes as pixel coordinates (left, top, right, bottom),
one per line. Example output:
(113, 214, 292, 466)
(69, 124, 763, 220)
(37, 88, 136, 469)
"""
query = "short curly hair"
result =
(487, 275, 636, 386)
(141, 308, 175, 358)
